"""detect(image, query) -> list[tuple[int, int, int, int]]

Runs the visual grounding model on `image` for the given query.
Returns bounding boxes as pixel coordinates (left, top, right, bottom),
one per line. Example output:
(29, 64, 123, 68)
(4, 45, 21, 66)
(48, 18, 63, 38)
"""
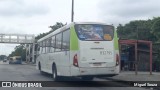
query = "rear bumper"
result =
(70, 66, 119, 77)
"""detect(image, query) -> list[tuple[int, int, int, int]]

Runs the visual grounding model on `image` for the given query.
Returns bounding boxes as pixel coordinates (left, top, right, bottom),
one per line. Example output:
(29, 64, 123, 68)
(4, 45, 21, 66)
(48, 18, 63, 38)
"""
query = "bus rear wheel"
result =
(39, 63, 44, 74)
(52, 65, 59, 81)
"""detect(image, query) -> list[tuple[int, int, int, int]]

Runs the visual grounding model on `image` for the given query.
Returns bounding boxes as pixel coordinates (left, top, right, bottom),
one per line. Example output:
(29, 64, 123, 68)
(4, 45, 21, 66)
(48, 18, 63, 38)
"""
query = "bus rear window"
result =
(16, 58, 21, 60)
(75, 24, 114, 41)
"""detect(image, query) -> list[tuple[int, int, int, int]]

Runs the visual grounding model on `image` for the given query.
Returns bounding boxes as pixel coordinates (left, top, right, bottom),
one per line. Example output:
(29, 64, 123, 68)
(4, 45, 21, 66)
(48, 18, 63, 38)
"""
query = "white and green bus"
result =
(36, 22, 120, 81)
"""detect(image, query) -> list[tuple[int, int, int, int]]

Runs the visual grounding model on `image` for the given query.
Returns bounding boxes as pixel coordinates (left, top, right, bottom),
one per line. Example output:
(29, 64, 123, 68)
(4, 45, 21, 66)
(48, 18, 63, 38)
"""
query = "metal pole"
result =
(25, 44, 27, 63)
(118, 41, 122, 72)
(71, 0, 74, 22)
(32, 43, 35, 63)
(135, 43, 138, 75)
(29, 44, 31, 62)
(150, 42, 152, 75)
(9, 35, 11, 43)
(32, 36, 35, 64)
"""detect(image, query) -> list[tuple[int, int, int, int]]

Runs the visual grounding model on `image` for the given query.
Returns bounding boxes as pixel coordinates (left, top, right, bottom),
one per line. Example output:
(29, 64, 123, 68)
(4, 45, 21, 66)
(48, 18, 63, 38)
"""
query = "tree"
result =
(35, 22, 65, 40)
(117, 17, 160, 70)
(35, 33, 47, 40)
(117, 19, 156, 42)
(151, 17, 160, 42)
(49, 22, 66, 32)
(151, 17, 160, 68)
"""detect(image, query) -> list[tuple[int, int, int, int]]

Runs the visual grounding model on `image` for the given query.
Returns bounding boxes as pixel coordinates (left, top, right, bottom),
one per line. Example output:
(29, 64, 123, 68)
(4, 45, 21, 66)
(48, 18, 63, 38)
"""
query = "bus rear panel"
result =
(70, 23, 120, 77)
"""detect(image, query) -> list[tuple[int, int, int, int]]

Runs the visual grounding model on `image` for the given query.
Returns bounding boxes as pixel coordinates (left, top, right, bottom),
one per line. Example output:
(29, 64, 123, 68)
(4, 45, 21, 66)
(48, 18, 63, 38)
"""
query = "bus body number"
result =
(100, 51, 112, 55)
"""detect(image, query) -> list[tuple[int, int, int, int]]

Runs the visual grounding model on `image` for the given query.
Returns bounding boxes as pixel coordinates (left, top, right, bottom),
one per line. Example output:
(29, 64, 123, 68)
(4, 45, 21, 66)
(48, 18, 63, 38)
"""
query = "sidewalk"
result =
(108, 71, 160, 81)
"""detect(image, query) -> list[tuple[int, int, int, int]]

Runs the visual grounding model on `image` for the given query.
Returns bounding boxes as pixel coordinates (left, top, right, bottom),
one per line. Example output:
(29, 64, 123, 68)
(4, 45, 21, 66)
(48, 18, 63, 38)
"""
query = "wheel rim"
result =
(39, 63, 41, 71)
(53, 68, 56, 79)
(53, 68, 57, 80)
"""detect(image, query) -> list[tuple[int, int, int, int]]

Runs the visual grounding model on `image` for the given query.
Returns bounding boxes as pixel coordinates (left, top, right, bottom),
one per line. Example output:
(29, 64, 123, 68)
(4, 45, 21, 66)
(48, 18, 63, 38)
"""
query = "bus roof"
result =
(37, 22, 111, 42)
(74, 22, 111, 25)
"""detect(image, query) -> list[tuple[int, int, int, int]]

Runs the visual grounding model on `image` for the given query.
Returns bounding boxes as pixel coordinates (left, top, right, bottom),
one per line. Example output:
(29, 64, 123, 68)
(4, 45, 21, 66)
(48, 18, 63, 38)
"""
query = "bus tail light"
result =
(116, 54, 119, 66)
(73, 54, 79, 67)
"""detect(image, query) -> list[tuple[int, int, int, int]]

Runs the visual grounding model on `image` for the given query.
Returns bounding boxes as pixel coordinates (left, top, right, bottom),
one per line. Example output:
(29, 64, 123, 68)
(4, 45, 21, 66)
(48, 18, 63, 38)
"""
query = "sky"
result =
(0, 0, 160, 55)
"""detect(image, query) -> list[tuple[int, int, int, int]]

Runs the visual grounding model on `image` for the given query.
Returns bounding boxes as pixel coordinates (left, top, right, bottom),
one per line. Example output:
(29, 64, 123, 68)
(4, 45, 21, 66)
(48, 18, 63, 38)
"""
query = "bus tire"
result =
(39, 62, 44, 74)
(52, 65, 59, 81)
(81, 76, 94, 81)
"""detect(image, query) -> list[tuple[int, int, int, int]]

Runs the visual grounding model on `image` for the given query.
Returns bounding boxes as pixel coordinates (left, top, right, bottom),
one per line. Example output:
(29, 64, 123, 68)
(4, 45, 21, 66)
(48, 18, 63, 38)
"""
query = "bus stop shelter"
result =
(119, 40, 152, 75)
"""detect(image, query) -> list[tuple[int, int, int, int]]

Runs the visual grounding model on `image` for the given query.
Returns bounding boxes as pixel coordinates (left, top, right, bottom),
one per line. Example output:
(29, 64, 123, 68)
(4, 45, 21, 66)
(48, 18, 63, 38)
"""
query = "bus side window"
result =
(55, 33, 62, 52)
(51, 36, 55, 53)
(48, 38, 52, 53)
(37, 44, 40, 55)
(39, 47, 42, 54)
(44, 40, 47, 53)
(38, 45, 40, 51)
(62, 29, 70, 51)
(41, 41, 43, 54)
(42, 41, 46, 53)
(39, 42, 42, 54)
(46, 39, 50, 53)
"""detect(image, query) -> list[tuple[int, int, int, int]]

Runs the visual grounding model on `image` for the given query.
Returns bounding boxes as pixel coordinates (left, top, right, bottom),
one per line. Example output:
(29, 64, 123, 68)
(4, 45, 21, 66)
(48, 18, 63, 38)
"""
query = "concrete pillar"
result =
(26, 44, 27, 62)
(32, 36, 35, 63)
(1, 36, 3, 42)
(9, 35, 11, 43)
(17, 35, 19, 43)
(28, 44, 31, 62)
(32, 43, 35, 63)
(25, 36, 27, 43)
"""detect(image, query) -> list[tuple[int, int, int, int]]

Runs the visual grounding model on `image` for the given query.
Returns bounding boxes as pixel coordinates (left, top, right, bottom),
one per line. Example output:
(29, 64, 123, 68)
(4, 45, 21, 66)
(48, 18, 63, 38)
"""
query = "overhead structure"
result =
(0, 34, 34, 44)
(0, 33, 35, 63)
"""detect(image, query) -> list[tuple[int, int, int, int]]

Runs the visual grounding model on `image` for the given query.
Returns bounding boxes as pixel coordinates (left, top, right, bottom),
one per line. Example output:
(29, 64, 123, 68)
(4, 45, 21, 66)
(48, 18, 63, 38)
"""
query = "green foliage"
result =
(117, 18, 157, 42)
(35, 33, 47, 40)
(35, 22, 65, 40)
(49, 22, 66, 32)
(151, 17, 160, 42)
(117, 17, 160, 64)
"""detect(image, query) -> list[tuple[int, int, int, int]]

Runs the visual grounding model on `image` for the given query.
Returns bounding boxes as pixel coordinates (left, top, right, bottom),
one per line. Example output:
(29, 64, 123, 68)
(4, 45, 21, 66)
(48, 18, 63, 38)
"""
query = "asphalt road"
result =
(0, 61, 150, 90)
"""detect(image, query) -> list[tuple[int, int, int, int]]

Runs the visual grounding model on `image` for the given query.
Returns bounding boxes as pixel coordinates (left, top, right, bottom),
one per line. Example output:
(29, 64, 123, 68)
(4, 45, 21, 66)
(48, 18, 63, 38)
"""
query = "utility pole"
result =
(135, 26, 139, 75)
(71, 0, 74, 22)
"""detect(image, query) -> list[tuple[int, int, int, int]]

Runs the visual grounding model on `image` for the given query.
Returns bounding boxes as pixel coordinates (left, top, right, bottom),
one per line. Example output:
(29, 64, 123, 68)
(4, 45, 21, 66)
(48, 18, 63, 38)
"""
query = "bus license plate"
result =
(93, 63, 101, 66)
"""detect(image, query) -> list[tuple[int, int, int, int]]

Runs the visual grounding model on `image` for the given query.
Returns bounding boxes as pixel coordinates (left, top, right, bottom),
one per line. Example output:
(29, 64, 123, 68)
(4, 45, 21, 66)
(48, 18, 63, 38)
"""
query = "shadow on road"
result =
(39, 72, 131, 87)
(40, 72, 83, 81)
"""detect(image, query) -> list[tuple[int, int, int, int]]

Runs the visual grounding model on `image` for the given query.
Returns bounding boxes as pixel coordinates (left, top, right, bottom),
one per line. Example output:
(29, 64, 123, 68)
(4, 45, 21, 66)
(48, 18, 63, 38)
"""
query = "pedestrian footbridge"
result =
(0, 33, 35, 63)
(0, 34, 35, 44)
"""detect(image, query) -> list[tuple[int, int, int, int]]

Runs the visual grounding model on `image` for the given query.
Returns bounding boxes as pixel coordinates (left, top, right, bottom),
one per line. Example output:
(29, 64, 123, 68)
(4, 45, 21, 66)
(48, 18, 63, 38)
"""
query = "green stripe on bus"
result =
(114, 30, 119, 50)
(70, 25, 79, 50)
